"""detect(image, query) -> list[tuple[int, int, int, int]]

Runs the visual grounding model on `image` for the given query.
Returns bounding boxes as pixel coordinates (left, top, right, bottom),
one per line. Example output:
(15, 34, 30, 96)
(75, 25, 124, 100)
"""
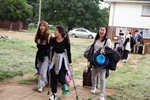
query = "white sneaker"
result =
(100, 95, 105, 100)
(38, 88, 43, 92)
(49, 93, 57, 100)
(122, 59, 127, 63)
(91, 87, 96, 94)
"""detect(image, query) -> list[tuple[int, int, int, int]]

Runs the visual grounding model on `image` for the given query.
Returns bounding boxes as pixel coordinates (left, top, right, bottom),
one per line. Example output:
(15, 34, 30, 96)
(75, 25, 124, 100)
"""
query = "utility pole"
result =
(111, 0, 116, 40)
(38, 0, 41, 28)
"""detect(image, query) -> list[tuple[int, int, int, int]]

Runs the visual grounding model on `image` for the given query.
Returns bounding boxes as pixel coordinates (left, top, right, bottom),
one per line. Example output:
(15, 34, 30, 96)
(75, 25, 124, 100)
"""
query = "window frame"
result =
(141, 6, 150, 17)
(116, 27, 131, 36)
(139, 28, 150, 39)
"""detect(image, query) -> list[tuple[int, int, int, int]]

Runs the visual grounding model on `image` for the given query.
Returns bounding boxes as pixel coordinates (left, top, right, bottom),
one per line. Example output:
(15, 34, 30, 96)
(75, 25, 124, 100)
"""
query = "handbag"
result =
(125, 37, 131, 51)
(65, 70, 72, 86)
(84, 40, 96, 61)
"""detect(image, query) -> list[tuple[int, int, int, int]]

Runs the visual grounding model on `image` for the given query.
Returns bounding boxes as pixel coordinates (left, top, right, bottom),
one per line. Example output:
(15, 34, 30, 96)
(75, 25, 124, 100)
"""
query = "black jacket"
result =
(123, 36, 136, 49)
(35, 36, 51, 69)
(105, 47, 120, 71)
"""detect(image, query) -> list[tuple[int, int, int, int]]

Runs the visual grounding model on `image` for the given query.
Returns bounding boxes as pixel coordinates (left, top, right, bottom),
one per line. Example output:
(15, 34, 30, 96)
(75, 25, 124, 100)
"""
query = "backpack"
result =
(84, 40, 96, 61)
(130, 37, 136, 48)
(137, 34, 142, 42)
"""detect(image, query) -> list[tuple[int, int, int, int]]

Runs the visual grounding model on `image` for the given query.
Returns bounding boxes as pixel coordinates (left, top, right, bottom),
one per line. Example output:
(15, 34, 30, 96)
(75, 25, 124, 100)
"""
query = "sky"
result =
(99, 2, 110, 9)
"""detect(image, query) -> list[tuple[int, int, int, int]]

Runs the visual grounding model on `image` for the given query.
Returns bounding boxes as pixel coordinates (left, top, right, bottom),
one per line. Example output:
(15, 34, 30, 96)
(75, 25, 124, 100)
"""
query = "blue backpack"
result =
(137, 34, 142, 42)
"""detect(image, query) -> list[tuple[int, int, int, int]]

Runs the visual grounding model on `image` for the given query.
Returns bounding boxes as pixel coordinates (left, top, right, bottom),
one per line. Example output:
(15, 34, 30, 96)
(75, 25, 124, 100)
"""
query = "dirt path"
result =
(0, 31, 91, 45)
(0, 31, 34, 40)
(0, 31, 144, 100)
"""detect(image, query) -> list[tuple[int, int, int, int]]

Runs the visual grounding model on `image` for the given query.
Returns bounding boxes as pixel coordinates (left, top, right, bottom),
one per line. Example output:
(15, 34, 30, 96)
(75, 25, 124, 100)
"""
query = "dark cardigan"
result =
(35, 36, 51, 68)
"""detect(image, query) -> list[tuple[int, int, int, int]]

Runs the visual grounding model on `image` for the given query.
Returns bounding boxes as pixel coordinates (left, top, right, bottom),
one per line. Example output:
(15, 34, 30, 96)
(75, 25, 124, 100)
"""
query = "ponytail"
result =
(56, 25, 70, 43)
(65, 31, 70, 43)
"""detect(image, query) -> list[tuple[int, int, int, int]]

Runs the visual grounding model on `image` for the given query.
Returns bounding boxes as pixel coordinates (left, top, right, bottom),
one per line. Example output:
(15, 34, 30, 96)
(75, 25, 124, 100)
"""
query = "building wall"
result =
(23, 22, 28, 30)
(0, 21, 28, 30)
(109, 2, 150, 28)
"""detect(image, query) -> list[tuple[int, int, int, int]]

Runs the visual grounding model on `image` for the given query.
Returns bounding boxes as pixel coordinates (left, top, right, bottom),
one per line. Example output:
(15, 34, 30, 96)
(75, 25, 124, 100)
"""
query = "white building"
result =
(104, 0, 150, 43)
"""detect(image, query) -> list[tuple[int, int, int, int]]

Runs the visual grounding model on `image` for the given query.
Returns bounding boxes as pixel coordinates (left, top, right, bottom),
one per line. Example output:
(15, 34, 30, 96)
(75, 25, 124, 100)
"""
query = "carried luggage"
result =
(83, 65, 98, 88)
(65, 70, 72, 86)
(57, 70, 72, 86)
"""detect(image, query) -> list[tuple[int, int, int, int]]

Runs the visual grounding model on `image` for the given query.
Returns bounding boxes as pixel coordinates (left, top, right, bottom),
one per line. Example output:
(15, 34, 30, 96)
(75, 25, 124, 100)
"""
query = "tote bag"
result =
(84, 40, 96, 61)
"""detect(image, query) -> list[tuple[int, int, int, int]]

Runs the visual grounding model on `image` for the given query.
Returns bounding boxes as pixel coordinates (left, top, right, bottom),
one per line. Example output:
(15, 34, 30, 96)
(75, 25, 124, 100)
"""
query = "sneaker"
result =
(124, 59, 127, 63)
(122, 59, 127, 63)
(91, 87, 96, 94)
(99, 95, 105, 100)
(49, 93, 57, 100)
(38, 88, 43, 92)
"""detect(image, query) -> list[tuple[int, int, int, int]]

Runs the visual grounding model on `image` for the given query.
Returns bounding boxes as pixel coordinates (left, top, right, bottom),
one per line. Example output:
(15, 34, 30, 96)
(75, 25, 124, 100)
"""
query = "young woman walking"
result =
(122, 29, 131, 63)
(35, 21, 52, 92)
(91, 25, 111, 100)
(49, 25, 72, 100)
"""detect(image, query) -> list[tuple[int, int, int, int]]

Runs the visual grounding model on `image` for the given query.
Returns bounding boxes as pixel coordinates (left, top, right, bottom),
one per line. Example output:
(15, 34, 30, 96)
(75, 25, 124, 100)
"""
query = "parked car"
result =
(48, 24, 54, 28)
(69, 28, 96, 39)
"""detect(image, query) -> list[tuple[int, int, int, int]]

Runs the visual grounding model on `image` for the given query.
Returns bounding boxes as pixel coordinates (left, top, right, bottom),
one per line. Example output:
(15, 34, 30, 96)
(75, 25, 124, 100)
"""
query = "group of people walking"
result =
(35, 21, 141, 100)
(114, 29, 144, 63)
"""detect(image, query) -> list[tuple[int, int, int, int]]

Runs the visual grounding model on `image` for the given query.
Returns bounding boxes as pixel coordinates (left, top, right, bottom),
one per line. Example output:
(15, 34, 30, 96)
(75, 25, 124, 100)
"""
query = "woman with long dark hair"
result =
(91, 25, 111, 100)
(49, 25, 72, 100)
(35, 21, 52, 92)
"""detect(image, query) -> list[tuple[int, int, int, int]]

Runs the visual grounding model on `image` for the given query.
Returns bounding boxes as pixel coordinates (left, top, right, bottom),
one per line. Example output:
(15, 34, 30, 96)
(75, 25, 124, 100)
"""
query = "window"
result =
(139, 28, 150, 39)
(81, 29, 86, 32)
(141, 6, 150, 16)
(76, 29, 81, 32)
(116, 27, 131, 36)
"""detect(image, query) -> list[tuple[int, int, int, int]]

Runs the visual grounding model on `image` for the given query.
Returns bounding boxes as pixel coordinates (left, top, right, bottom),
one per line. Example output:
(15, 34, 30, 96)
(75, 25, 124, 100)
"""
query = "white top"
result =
(94, 38, 112, 53)
(124, 34, 131, 51)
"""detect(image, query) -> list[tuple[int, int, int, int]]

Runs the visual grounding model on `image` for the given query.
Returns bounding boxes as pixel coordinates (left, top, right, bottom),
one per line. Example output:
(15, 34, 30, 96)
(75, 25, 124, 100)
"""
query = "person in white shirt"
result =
(91, 25, 111, 100)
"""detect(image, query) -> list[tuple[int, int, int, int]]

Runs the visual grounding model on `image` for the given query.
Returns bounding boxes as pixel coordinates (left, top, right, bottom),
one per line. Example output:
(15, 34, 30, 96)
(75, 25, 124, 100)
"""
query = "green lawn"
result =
(0, 38, 37, 80)
(105, 54, 150, 100)
(0, 37, 89, 80)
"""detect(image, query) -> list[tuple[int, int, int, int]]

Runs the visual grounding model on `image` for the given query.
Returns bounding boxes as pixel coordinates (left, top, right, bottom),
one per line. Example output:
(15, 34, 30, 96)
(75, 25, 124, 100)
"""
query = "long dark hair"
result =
(95, 25, 108, 42)
(56, 25, 70, 43)
(35, 21, 52, 44)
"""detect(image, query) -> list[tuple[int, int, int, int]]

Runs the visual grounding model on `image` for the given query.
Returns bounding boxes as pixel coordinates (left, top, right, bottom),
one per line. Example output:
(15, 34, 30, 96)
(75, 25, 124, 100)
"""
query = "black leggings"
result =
(123, 50, 129, 59)
(114, 42, 118, 49)
(50, 61, 67, 93)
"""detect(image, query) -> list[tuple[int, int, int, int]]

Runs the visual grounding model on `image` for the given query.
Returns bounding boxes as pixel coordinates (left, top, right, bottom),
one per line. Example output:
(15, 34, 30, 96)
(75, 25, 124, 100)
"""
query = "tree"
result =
(0, 0, 33, 30)
(26, 0, 38, 21)
(33, 0, 108, 31)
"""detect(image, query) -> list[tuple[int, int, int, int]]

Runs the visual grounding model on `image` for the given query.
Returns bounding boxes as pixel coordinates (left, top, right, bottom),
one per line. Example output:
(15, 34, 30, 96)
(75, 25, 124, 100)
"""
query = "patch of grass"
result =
(106, 54, 150, 100)
(18, 76, 38, 84)
(73, 70, 82, 79)
(71, 42, 88, 63)
(0, 37, 88, 81)
(0, 38, 36, 80)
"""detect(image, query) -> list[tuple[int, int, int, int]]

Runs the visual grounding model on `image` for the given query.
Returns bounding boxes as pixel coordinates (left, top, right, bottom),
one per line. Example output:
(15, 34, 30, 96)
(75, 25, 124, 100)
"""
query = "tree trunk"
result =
(67, 24, 74, 31)
(9, 22, 13, 30)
